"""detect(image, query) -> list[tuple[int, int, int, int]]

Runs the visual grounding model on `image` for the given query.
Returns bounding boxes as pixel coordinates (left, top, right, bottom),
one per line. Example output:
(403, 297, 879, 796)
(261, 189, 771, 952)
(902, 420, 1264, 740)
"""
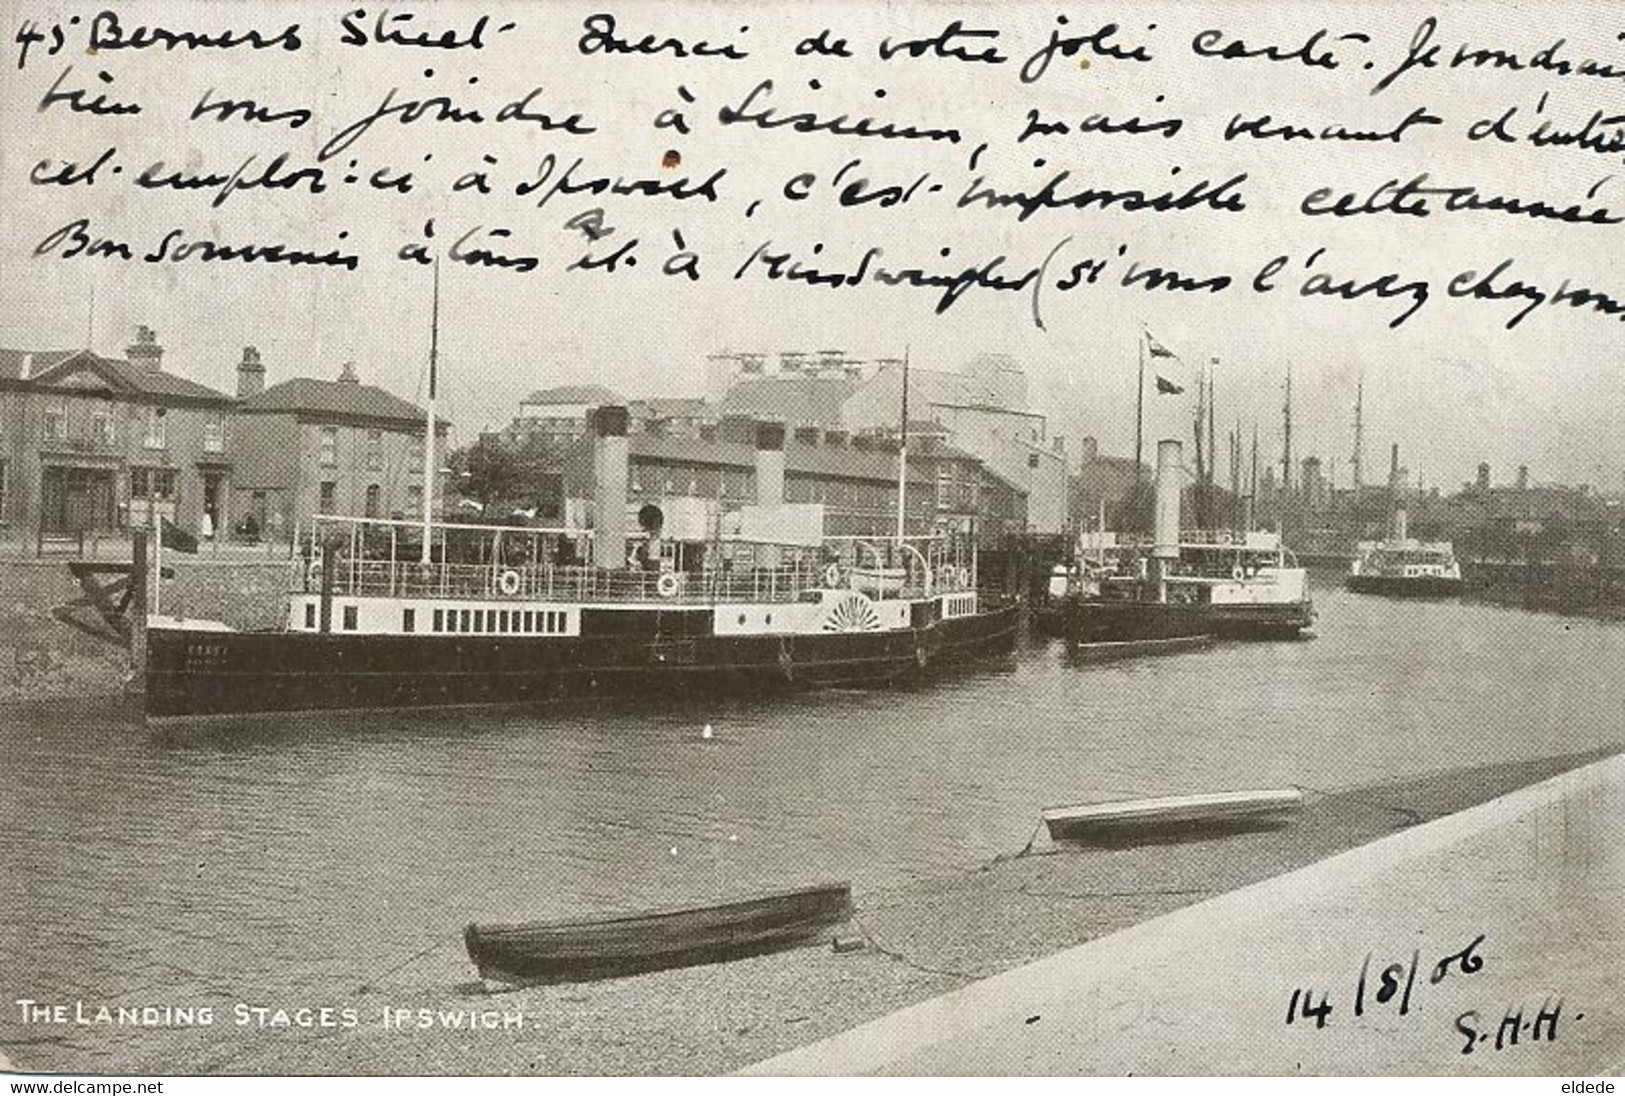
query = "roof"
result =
(0, 348, 80, 381)
(242, 376, 439, 428)
(522, 384, 624, 407)
(624, 434, 1014, 491)
(23, 350, 234, 403)
(716, 376, 856, 429)
(631, 397, 710, 419)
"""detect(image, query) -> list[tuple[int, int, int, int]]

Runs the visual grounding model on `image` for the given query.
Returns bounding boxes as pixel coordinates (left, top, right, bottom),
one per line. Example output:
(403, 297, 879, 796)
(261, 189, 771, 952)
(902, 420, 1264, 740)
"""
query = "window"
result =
(319, 481, 337, 513)
(144, 407, 167, 449)
(1028, 453, 1041, 469)
(130, 467, 176, 501)
(342, 605, 357, 630)
(43, 402, 65, 441)
(203, 414, 225, 454)
(408, 434, 425, 467)
(402, 608, 415, 633)
(92, 410, 114, 447)
(406, 484, 423, 512)
(319, 426, 338, 466)
(364, 484, 381, 518)
(433, 609, 444, 633)
(304, 603, 316, 629)
(0, 458, 7, 522)
(365, 429, 383, 471)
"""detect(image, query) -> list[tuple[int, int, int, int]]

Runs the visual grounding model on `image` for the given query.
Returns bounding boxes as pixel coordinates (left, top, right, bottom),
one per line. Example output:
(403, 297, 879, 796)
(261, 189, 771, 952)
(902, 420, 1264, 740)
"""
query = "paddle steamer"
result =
(142, 299, 1019, 721)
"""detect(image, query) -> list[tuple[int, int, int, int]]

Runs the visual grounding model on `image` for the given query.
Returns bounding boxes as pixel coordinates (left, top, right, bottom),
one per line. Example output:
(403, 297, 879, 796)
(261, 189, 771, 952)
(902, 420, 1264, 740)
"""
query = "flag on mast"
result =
(1155, 375, 1185, 395)
(1145, 332, 1177, 359)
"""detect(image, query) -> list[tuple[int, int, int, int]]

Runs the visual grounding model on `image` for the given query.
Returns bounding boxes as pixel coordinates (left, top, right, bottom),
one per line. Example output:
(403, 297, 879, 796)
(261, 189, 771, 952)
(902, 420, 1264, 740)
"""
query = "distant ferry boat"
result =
(1347, 510, 1463, 597)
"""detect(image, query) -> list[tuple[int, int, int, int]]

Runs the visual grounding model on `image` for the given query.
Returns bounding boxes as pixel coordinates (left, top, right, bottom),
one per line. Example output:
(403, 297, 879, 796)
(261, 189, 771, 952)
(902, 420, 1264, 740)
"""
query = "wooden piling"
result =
(130, 529, 148, 682)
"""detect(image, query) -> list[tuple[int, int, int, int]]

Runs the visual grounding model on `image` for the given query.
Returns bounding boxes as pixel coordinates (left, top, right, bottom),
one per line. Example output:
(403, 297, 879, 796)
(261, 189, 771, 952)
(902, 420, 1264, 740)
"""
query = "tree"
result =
(445, 432, 568, 519)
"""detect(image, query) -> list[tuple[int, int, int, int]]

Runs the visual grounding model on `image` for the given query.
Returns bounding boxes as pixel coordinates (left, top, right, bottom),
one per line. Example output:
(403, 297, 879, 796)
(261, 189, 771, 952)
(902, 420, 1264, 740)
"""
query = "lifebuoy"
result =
(498, 569, 522, 596)
(306, 560, 322, 589)
(823, 563, 844, 588)
(915, 643, 930, 670)
(657, 572, 681, 598)
(1231, 564, 1245, 582)
(958, 565, 971, 587)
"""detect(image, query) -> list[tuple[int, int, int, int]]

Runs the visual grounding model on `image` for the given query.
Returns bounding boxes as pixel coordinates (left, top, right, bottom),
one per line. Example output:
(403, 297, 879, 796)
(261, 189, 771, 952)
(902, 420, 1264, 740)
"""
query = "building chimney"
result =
(126, 326, 163, 373)
(1516, 465, 1529, 491)
(1393, 508, 1409, 542)
(337, 361, 360, 386)
(1476, 462, 1491, 492)
(237, 346, 265, 399)
(1389, 442, 1401, 484)
(754, 419, 786, 567)
(591, 405, 630, 569)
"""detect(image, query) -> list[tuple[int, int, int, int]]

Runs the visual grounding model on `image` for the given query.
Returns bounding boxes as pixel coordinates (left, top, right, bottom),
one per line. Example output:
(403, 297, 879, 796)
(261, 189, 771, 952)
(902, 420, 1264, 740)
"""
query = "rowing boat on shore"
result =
(1042, 788, 1303, 843)
(464, 882, 854, 986)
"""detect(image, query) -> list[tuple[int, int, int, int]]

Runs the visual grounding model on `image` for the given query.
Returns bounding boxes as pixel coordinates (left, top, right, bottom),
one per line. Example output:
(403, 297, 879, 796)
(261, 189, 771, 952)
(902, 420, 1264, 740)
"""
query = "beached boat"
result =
(463, 882, 854, 985)
(1042, 788, 1303, 843)
(1348, 510, 1463, 597)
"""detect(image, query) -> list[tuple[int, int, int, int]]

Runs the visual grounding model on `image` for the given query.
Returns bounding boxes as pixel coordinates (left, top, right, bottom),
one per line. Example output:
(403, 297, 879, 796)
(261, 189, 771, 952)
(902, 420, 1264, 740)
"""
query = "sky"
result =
(1, 0, 1621, 492)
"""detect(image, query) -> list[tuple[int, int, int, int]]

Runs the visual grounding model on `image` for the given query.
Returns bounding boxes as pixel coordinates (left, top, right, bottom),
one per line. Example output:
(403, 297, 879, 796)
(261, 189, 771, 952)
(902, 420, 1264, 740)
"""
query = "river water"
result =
(3, 574, 1622, 1067)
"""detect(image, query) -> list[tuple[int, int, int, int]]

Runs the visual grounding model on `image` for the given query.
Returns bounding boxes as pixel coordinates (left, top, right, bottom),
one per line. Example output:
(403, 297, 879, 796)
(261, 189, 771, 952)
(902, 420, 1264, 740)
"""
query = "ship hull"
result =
(145, 602, 1022, 722)
(1347, 574, 1464, 598)
(1064, 599, 1312, 648)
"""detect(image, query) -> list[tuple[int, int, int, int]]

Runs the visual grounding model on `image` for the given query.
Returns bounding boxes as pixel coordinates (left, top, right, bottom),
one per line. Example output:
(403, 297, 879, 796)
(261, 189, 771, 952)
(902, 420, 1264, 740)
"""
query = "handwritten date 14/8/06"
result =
(1286, 934, 1587, 1054)
(1286, 933, 1486, 1028)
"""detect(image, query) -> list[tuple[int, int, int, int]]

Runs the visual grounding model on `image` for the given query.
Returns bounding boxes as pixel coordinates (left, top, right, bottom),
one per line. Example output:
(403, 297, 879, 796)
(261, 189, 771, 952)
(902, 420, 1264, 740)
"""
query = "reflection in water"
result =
(2, 578, 1622, 1066)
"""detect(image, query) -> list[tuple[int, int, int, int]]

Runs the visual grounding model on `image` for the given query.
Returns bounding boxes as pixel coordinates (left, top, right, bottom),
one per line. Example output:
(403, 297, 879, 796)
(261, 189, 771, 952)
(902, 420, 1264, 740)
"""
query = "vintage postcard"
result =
(0, 0, 1620, 1081)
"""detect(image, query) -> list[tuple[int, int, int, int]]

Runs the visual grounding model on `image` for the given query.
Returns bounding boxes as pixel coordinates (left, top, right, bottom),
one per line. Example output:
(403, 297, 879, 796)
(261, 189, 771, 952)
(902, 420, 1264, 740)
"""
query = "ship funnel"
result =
(1153, 439, 1182, 560)
(1392, 508, 1408, 542)
(754, 419, 786, 568)
(592, 406, 631, 569)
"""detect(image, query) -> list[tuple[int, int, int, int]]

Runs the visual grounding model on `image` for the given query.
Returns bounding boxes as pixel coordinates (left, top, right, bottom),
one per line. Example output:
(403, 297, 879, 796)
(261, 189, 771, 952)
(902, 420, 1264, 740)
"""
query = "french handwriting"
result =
(7, 3, 1624, 342)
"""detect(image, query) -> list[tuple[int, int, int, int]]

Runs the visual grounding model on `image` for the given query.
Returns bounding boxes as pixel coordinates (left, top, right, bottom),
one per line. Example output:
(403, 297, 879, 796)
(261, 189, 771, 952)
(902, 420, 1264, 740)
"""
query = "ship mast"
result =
(1133, 327, 1146, 521)
(420, 259, 440, 564)
(1351, 373, 1365, 492)
(895, 346, 910, 546)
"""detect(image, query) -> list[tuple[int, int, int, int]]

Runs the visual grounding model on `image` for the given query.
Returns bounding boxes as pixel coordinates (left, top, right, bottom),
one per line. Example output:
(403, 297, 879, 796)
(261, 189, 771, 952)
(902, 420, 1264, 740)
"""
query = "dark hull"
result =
(1069, 634, 1215, 662)
(464, 882, 853, 985)
(1064, 599, 1312, 647)
(146, 602, 1022, 722)
(1347, 574, 1464, 598)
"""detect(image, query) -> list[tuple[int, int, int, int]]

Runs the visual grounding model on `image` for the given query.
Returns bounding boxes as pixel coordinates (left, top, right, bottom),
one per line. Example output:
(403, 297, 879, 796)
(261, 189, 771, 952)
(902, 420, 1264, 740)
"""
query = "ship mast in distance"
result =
(1281, 367, 1294, 492)
(895, 345, 910, 546)
(1352, 374, 1365, 492)
(420, 259, 440, 564)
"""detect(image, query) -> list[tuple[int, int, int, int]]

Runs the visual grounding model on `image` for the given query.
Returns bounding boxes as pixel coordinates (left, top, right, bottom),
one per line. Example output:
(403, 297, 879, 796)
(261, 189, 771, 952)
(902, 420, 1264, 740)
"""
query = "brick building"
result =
(0, 328, 234, 542)
(231, 356, 449, 538)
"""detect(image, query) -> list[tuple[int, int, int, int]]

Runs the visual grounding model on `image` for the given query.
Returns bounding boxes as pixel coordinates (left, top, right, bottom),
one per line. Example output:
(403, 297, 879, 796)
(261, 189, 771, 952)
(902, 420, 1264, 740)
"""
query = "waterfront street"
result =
(2, 575, 1622, 1074)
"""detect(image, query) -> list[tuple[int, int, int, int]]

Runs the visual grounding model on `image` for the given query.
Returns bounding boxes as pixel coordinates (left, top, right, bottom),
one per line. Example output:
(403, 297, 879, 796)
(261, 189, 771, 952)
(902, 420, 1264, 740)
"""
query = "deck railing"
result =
(295, 558, 977, 604)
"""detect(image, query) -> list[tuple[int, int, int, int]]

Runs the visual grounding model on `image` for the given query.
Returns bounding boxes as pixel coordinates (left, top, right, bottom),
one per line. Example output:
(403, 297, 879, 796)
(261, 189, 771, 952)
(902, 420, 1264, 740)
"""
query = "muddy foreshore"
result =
(6, 747, 1613, 1077)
